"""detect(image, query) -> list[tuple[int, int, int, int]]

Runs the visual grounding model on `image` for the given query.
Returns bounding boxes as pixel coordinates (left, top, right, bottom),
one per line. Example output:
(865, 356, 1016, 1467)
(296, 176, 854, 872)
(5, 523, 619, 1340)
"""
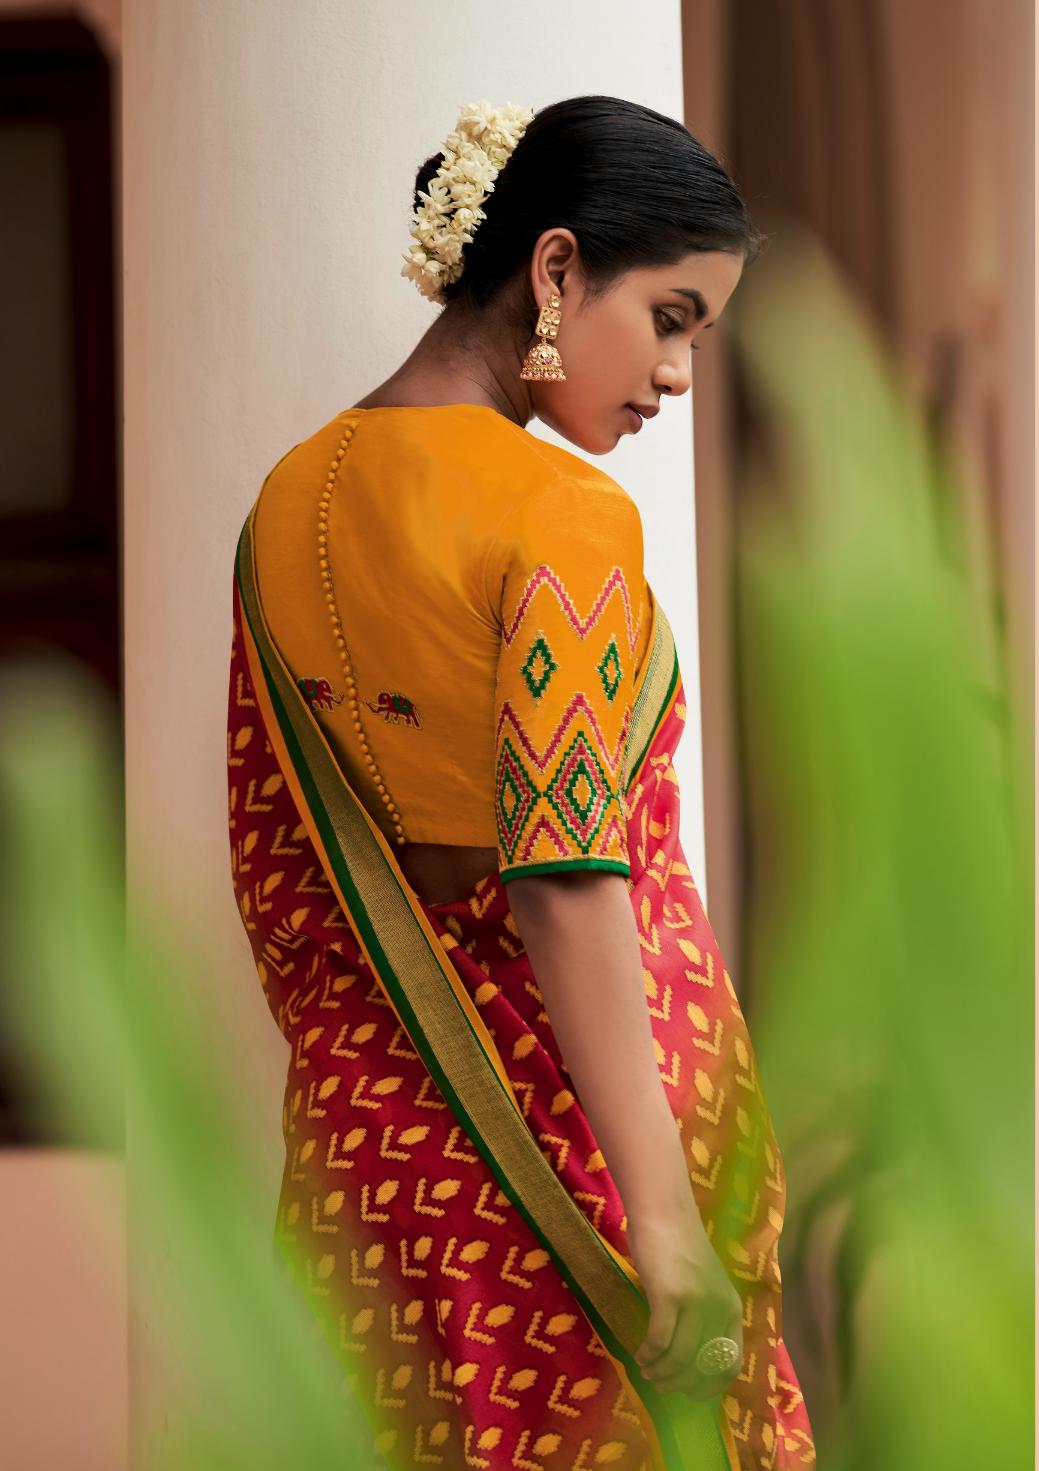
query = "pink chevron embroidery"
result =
(515, 814, 573, 863)
(516, 809, 629, 866)
(589, 811, 629, 860)
(502, 563, 642, 653)
(496, 692, 632, 775)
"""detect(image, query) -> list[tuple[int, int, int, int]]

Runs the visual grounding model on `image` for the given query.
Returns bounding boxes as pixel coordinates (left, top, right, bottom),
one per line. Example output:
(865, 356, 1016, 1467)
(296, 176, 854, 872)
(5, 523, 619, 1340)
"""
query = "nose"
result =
(655, 359, 691, 400)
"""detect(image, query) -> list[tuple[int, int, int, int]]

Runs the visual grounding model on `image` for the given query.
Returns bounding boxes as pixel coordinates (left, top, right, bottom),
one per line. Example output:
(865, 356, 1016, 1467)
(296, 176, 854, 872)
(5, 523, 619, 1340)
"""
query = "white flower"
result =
(402, 100, 535, 304)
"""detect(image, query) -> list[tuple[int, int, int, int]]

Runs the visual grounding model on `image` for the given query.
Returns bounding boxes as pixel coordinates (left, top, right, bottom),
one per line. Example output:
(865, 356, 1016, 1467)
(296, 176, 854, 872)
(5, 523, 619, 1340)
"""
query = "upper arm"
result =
(491, 474, 645, 885)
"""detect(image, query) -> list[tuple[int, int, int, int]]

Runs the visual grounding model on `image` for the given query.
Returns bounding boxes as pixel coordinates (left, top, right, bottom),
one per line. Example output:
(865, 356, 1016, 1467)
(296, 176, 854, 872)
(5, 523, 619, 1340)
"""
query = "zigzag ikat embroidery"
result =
(500, 563, 641, 648)
(495, 561, 641, 879)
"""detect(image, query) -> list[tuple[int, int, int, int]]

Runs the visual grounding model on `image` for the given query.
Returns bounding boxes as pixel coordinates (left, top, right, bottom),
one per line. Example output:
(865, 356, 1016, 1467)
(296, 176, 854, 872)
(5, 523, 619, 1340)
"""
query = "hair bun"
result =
(402, 100, 536, 303)
(413, 150, 445, 207)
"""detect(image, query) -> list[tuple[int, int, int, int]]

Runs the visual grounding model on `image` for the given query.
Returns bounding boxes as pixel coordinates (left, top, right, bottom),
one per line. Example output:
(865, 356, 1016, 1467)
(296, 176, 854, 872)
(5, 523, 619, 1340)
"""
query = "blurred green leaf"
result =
(728, 222, 1032, 1468)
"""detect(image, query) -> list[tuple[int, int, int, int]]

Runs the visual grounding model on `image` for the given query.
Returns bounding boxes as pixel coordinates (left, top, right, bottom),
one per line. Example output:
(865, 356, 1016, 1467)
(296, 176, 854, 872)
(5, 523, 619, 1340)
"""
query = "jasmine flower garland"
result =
(401, 99, 536, 304)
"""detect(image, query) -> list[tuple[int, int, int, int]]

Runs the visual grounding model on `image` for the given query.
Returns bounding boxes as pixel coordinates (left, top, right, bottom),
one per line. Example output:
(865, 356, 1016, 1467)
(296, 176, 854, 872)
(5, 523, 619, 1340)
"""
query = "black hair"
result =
(411, 94, 765, 317)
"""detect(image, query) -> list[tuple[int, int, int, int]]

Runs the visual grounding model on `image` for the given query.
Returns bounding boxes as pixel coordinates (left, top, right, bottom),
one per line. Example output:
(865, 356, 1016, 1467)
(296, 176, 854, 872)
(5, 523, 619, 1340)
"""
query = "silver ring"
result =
(694, 1335, 740, 1376)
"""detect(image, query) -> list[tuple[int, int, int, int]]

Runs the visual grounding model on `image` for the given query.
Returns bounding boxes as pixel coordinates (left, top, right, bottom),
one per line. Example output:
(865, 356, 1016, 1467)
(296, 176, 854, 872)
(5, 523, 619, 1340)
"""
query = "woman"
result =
(228, 96, 816, 1470)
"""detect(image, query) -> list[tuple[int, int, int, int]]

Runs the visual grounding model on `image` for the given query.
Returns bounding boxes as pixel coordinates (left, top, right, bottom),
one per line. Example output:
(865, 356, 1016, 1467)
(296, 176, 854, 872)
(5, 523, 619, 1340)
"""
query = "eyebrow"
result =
(669, 287, 715, 327)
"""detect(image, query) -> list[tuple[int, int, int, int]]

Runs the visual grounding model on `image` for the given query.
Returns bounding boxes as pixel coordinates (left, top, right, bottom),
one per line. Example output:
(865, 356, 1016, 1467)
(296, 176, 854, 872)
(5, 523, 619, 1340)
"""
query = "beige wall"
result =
(121, 0, 705, 1460)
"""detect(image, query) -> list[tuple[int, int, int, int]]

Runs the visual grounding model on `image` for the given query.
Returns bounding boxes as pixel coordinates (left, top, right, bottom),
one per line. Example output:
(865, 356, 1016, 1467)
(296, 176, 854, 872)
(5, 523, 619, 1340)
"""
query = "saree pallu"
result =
(227, 507, 816, 1470)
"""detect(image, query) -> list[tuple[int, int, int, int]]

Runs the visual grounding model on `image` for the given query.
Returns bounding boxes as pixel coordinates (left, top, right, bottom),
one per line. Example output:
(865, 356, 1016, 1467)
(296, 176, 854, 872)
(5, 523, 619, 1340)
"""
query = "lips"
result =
(625, 405, 643, 432)
(625, 402, 660, 430)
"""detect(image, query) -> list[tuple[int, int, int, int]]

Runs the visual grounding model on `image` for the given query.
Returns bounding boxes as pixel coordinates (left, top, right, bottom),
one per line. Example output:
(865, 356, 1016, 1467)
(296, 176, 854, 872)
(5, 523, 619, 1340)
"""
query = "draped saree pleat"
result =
(227, 501, 816, 1470)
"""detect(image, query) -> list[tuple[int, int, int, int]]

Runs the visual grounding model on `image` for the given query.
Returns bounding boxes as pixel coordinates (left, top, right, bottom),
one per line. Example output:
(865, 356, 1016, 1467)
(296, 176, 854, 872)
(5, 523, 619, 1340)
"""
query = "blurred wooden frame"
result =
(0, 14, 119, 700)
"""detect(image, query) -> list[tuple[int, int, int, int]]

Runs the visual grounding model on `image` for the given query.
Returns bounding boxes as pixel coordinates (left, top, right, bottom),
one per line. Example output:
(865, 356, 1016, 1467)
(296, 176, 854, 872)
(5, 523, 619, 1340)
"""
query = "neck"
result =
(383, 301, 535, 427)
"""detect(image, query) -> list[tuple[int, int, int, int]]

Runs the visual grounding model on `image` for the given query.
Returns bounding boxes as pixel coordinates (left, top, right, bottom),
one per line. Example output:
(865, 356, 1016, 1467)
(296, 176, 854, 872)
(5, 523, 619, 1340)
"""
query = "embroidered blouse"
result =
(249, 403, 653, 883)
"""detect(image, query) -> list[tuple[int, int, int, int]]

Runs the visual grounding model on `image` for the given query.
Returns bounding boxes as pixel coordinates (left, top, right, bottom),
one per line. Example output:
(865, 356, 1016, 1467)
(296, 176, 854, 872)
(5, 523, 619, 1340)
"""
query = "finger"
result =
(634, 1299, 679, 1370)
(652, 1322, 744, 1396)
(639, 1300, 705, 1384)
(664, 1299, 708, 1381)
(645, 1310, 739, 1393)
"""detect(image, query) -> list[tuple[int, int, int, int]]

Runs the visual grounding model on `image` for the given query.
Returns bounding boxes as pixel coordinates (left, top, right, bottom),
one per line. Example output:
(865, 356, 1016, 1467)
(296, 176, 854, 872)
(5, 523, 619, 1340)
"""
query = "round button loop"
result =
(317, 419, 407, 847)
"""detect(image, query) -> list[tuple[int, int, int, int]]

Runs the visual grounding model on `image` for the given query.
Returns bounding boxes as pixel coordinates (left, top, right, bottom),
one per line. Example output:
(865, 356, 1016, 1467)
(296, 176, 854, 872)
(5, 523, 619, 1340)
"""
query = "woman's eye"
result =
(655, 310, 701, 349)
(655, 310, 684, 335)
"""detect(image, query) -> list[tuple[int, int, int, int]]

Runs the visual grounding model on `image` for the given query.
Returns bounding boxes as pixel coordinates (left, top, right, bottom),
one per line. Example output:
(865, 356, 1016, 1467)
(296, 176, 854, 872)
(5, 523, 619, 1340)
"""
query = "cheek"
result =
(562, 312, 631, 384)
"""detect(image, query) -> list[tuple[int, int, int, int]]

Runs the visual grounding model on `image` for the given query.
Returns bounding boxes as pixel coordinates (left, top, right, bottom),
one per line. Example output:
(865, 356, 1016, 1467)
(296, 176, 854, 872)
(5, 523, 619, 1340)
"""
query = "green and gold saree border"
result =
(624, 583, 680, 796)
(234, 505, 733, 1471)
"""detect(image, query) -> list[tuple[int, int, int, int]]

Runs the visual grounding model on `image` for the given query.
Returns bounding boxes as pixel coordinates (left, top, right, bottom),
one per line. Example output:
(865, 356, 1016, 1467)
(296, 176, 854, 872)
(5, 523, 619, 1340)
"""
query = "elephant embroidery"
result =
(297, 675, 346, 712)
(363, 691, 422, 727)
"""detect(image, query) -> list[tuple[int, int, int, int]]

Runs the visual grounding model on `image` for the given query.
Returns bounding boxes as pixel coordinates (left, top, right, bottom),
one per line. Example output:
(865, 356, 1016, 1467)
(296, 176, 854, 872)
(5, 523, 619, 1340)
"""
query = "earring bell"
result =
(519, 292, 566, 381)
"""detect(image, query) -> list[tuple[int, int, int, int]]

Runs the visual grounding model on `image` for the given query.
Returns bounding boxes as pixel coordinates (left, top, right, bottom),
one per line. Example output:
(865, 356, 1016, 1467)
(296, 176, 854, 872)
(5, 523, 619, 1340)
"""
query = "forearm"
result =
(505, 872, 705, 1234)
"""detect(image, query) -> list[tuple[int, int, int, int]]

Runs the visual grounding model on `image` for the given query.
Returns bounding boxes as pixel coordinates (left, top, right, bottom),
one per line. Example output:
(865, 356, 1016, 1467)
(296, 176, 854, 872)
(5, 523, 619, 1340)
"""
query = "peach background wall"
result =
(0, 1151, 126, 1470)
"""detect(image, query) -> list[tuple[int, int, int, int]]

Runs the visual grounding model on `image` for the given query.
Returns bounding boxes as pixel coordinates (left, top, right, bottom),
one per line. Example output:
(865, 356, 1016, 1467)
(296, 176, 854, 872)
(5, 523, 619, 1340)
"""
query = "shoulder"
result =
(488, 433, 644, 567)
(484, 436, 644, 619)
(256, 413, 345, 499)
(501, 444, 644, 567)
(509, 431, 642, 522)
(248, 414, 350, 544)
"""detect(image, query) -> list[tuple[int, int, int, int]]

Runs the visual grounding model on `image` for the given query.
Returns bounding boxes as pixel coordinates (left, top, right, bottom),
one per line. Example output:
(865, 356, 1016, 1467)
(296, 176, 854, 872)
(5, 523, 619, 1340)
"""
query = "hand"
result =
(627, 1210, 744, 1400)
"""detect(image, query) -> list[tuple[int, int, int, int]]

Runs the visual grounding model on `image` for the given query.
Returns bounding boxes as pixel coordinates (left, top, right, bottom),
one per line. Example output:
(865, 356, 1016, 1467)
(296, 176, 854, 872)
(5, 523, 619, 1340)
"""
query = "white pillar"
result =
(123, 0, 704, 1452)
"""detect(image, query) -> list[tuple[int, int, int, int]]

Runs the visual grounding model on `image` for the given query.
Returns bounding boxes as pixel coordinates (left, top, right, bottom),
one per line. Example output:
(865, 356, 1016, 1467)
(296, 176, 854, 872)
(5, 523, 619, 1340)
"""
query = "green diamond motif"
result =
(545, 732, 613, 852)
(495, 736, 538, 860)
(520, 633, 558, 699)
(596, 636, 623, 702)
(565, 759, 600, 824)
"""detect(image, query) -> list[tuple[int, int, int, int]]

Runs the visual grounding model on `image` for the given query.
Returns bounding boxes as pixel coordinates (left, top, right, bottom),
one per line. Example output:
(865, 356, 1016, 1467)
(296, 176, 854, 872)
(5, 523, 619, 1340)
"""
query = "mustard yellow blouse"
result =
(251, 403, 653, 883)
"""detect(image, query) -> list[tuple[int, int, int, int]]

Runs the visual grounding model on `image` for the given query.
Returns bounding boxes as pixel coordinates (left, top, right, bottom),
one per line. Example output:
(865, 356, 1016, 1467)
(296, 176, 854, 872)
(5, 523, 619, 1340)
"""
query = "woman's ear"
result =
(529, 227, 580, 307)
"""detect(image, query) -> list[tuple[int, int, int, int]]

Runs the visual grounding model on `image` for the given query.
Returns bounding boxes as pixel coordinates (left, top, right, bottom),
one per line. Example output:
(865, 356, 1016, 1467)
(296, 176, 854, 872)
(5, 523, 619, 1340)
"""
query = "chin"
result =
(563, 431, 611, 456)
(577, 427, 618, 456)
(536, 406, 613, 456)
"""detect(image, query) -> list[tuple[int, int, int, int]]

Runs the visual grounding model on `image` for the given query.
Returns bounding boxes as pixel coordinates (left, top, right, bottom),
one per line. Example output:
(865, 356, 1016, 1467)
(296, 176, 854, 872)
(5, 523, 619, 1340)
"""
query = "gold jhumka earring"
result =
(519, 292, 566, 381)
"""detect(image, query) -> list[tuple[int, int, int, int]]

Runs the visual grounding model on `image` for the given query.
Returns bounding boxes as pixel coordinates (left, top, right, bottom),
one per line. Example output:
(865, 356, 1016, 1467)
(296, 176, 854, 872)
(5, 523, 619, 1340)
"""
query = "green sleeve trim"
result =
(500, 857, 631, 883)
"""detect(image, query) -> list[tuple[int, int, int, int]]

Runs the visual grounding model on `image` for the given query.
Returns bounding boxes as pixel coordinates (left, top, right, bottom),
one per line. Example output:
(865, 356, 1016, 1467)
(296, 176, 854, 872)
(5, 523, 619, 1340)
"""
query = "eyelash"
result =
(656, 310, 701, 349)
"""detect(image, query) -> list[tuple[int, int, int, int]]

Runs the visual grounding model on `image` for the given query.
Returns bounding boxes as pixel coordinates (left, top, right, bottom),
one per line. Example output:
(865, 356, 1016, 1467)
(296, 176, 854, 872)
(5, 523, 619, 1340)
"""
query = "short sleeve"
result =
(492, 474, 645, 883)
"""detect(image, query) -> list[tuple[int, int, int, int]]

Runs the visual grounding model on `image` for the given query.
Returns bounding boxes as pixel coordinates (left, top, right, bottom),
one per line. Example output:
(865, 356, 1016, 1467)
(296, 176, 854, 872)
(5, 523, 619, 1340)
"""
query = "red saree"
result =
(227, 502, 816, 1470)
